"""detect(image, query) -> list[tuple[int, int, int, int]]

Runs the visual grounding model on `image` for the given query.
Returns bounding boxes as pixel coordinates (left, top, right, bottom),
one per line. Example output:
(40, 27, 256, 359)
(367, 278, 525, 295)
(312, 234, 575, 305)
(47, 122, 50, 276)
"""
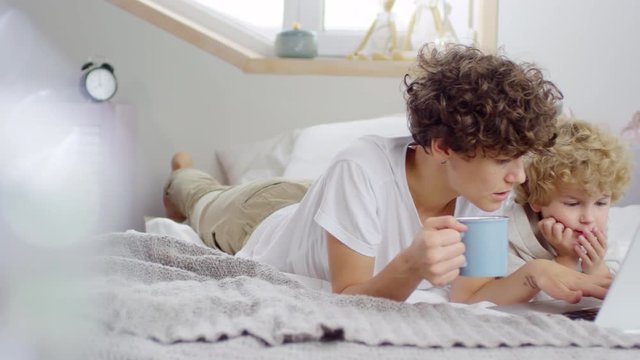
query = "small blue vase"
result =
(274, 25, 318, 59)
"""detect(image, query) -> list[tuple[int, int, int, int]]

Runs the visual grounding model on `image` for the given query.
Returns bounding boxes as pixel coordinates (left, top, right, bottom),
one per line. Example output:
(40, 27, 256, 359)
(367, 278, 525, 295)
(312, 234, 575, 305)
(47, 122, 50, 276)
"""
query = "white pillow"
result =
(216, 129, 300, 184)
(617, 142, 640, 206)
(608, 205, 640, 259)
(283, 113, 410, 179)
(144, 217, 205, 247)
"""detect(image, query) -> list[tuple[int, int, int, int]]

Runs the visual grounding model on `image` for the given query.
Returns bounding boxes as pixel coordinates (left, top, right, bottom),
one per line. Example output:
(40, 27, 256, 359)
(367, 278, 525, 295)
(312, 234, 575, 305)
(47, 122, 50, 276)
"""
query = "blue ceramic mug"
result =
(457, 216, 509, 277)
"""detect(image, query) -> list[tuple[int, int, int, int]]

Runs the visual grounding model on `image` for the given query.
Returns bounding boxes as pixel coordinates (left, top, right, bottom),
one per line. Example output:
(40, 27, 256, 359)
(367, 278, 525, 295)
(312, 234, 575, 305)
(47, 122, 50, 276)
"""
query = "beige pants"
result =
(164, 169, 309, 254)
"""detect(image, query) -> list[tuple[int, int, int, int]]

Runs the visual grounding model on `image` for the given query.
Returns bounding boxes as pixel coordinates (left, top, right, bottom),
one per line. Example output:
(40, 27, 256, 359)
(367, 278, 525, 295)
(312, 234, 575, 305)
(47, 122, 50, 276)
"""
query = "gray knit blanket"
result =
(85, 231, 640, 358)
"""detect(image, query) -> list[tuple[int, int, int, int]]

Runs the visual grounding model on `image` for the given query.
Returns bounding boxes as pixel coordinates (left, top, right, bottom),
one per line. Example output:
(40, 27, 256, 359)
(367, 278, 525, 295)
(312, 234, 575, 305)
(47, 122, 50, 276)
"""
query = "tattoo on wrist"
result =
(524, 275, 539, 289)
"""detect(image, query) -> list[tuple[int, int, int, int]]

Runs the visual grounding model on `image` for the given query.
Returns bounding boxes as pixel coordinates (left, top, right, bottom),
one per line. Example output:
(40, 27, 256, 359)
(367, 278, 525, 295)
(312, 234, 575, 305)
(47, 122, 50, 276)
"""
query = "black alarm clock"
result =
(81, 62, 117, 102)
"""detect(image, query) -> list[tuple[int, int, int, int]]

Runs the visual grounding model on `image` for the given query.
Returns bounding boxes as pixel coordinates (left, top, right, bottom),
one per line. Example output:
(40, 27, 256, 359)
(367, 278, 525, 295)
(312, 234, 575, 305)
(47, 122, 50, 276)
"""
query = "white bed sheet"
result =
(144, 217, 484, 308)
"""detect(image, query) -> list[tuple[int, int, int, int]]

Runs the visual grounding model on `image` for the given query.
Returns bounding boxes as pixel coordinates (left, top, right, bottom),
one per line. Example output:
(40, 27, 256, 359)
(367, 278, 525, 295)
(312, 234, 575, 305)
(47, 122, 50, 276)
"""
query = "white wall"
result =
(3, 0, 639, 232)
(498, 0, 640, 134)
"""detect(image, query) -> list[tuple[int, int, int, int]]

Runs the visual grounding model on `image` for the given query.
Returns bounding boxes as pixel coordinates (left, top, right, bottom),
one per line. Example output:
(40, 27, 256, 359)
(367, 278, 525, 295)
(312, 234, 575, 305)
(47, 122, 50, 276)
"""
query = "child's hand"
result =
(537, 217, 578, 261)
(576, 228, 609, 276)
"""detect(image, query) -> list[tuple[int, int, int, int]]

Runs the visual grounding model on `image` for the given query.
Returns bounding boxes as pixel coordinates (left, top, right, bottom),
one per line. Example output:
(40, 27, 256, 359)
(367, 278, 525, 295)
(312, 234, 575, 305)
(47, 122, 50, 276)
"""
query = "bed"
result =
(89, 114, 640, 359)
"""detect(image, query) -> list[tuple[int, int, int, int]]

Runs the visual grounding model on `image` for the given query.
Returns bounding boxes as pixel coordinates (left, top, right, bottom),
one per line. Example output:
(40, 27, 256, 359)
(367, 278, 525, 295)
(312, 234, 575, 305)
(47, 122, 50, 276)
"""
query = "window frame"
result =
(284, 0, 364, 57)
(151, 0, 497, 58)
(288, 0, 497, 57)
(107, 0, 497, 76)
(285, 0, 421, 57)
(150, 0, 276, 56)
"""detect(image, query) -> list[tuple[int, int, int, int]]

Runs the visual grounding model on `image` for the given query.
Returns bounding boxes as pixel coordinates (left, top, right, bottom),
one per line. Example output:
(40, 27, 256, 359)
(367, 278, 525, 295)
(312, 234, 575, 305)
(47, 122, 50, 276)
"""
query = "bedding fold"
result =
(89, 231, 640, 349)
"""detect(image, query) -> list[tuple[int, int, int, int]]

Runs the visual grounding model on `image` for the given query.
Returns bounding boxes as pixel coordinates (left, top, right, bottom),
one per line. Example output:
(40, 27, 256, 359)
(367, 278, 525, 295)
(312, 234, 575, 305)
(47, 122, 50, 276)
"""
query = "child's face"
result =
(448, 153, 526, 212)
(534, 184, 611, 239)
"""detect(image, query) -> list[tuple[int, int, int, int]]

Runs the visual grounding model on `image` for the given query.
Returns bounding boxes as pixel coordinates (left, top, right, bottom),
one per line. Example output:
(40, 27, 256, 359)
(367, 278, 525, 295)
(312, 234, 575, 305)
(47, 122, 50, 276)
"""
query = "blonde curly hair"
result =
(514, 119, 633, 206)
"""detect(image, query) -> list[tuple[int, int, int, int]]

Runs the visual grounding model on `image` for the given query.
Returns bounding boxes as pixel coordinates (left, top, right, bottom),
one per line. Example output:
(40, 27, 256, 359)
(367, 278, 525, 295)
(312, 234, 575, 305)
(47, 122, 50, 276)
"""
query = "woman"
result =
(164, 44, 610, 302)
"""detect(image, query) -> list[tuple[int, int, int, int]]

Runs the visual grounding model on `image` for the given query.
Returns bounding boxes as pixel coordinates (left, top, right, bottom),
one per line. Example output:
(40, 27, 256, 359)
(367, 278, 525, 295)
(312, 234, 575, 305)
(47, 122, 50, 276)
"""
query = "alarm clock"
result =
(81, 62, 117, 102)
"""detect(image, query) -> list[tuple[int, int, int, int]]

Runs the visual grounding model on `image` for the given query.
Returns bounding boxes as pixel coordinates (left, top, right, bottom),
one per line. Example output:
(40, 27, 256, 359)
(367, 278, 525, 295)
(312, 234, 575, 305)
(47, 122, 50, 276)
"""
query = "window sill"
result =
(108, 0, 413, 77)
(108, 0, 495, 78)
(244, 57, 412, 77)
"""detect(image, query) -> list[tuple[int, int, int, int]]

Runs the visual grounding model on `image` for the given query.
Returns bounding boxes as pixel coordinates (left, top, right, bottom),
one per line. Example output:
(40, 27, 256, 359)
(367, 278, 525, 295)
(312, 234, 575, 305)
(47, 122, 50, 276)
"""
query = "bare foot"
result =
(163, 152, 193, 222)
(171, 151, 193, 171)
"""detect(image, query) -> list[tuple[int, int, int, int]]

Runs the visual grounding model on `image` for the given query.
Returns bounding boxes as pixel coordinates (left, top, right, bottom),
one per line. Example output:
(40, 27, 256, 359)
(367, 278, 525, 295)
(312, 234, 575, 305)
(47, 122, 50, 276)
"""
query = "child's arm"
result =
(537, 217, 580, 269)
(449, 259, 611, 305)
(538, 218, 610, 275)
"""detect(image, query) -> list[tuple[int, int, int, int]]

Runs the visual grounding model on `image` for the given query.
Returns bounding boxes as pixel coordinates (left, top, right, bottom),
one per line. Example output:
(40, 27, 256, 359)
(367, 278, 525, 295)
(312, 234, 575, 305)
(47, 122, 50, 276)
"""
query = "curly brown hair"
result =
(514, 119, 633, 205)
(404, 44, 563, 158)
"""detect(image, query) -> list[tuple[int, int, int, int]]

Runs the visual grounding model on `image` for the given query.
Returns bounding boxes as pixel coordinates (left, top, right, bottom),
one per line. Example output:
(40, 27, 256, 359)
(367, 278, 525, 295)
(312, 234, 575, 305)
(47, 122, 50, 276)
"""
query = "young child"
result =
(450, 119, 632, 305)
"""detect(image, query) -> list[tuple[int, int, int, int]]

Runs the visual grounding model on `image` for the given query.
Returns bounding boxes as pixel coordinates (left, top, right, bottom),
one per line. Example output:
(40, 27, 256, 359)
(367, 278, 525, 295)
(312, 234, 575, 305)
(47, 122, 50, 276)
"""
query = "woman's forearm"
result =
(340, 250, 423, 301)
(450, 260, 546, 305)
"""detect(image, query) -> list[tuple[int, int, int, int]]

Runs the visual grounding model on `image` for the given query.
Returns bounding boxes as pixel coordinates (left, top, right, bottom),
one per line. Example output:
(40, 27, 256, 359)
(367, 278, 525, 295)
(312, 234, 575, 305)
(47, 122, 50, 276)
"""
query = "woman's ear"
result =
(431, 139, 451, 161)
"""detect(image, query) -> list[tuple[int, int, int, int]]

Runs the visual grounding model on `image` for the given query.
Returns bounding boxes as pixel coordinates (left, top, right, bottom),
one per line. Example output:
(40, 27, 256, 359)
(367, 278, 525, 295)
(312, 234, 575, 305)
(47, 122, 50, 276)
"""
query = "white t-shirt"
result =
(236, 135, 504, 289)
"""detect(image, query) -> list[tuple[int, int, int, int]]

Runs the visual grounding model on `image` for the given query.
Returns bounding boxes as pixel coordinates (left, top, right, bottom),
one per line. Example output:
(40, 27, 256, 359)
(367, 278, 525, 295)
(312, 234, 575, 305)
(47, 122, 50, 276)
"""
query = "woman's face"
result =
(447, 152, 526, 212)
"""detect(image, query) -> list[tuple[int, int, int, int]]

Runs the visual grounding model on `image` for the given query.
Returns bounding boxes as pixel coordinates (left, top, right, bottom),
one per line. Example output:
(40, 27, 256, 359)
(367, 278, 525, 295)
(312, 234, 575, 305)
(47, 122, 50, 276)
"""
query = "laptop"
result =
(491, 226, 640, 334)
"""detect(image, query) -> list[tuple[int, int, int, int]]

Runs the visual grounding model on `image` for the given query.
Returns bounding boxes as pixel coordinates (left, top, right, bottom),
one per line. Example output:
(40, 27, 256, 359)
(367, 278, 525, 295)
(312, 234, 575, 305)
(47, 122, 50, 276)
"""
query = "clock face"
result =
(85, 67, 117, 101)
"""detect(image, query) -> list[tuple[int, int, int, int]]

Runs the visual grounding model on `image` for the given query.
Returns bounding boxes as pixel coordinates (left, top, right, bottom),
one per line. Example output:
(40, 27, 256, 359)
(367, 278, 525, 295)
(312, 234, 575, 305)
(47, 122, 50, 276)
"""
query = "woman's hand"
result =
(530, 259, 611, 303)
(450, 258, 611, 305)
(403, 216, 467, 286)
(327, 215, 467, 301)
